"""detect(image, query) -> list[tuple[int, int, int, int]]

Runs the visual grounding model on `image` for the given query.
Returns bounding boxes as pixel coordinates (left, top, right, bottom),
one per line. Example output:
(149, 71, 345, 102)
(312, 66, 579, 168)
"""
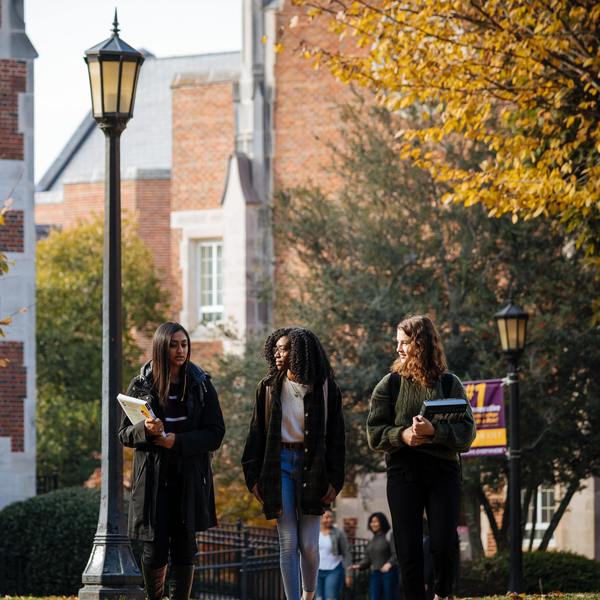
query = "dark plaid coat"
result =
(241, 373, 346, 520)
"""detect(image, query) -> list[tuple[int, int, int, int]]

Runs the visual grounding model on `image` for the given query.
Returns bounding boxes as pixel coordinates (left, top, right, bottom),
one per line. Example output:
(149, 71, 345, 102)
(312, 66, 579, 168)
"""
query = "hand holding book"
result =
(401, 417, 434, 447)
(117, 393, 167, 438)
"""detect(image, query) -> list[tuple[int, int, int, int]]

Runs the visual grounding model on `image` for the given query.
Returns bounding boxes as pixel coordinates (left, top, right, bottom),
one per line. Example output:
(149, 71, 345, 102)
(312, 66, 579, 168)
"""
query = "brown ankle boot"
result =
(141, 563, 168, 600)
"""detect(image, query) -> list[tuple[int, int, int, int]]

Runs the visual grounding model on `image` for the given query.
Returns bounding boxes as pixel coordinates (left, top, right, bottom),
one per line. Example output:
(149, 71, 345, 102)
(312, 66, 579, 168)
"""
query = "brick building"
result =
(33, 0, 600, 559)
(35, 0, 354, 359)
(0, 0, 37, 510)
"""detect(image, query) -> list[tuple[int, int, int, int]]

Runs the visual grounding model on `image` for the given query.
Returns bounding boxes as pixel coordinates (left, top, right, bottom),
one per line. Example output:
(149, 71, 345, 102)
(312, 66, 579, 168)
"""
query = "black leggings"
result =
(386, 449, 460, 600)
(142, 475, 197, 568)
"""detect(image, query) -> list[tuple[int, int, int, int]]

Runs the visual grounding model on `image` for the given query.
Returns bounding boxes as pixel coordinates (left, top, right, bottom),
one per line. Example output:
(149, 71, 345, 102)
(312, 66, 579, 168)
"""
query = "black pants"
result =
(143, 474, 197, 568)
(386, 449, 461, 600)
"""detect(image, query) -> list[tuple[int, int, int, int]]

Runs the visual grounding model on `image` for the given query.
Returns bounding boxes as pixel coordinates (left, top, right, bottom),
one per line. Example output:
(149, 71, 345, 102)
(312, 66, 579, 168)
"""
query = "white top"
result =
(319, 531, 342, 570)
(281, 377, 308, 443)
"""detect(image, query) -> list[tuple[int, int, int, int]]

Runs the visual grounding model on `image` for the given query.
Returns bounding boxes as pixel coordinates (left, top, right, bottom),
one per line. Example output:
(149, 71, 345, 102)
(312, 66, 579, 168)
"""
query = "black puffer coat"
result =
(119, 361, 225, 541)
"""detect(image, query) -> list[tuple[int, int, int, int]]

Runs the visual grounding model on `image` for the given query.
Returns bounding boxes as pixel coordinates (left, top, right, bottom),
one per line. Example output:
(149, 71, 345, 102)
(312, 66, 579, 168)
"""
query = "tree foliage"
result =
(36, 217, 168, 486)
(275, 101, 600, 552)
(291, 0, 600, 261)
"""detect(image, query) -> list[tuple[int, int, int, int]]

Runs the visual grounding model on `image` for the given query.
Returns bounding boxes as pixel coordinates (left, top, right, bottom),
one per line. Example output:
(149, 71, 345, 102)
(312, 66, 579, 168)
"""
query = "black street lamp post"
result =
(494, 301, 529, 595)
(79, 12, 145, 600)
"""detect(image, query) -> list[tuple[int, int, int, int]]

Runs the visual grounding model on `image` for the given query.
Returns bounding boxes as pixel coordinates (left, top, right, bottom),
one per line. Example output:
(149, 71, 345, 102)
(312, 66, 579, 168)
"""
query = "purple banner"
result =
(462, 379, 506, 458)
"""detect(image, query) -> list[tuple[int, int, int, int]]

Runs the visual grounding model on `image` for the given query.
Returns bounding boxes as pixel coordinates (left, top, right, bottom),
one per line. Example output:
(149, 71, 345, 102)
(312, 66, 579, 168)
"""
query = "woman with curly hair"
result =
(242, 327, 346, 600)
(367, 315, 475, 600)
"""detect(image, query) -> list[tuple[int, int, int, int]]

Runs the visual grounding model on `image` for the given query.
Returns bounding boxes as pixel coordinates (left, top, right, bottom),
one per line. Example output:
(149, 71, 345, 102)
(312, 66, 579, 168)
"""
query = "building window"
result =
(197, 241, 223, 324)
(524, 486, 556, 548)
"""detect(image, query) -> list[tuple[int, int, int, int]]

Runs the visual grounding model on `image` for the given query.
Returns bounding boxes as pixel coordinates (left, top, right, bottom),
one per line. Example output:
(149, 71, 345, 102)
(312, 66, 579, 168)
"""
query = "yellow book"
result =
(117, 393, 166, 437)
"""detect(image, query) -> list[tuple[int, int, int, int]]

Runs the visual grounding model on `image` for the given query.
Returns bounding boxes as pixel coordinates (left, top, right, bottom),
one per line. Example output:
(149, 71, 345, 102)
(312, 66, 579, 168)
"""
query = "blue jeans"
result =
(317, 561, 344, 600)
(277, 449, 321, 600)
(369, 567, 399, 600)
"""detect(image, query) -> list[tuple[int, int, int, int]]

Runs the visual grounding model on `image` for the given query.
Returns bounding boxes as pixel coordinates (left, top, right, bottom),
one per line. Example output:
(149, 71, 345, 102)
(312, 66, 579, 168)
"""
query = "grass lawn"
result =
(3, 595, 600, 600)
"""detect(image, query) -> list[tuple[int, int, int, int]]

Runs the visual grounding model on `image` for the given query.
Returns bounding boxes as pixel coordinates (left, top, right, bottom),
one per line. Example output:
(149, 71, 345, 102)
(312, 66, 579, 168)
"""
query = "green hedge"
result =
(460, 550, 600, 595)
(0, 488, 100, 596)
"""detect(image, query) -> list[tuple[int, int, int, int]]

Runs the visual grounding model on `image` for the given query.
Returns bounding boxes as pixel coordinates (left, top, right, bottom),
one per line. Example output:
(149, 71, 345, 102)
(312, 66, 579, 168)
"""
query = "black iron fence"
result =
(36, 472, 59, 495)
(193, 521, 370, 600)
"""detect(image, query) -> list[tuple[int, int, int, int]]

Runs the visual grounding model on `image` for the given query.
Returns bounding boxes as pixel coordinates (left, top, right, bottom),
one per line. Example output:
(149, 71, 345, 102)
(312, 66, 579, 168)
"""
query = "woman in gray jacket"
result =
(351, 512, 399, 600)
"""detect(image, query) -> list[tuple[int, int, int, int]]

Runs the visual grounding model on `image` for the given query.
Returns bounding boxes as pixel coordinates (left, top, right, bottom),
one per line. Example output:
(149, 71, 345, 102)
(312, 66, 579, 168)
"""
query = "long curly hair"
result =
(391, 315, 447, 388)
(263, 327, 332, 386)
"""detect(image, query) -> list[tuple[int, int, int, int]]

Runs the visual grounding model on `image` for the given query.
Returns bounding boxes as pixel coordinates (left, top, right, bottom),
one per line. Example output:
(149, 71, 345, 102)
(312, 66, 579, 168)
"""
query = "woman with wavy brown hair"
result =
(367, 315, 475, 600)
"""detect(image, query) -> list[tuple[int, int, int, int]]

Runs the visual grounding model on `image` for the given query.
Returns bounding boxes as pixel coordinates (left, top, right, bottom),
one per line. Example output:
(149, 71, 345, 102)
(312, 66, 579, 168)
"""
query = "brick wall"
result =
(169, 77, 236, 317)
(0, 210, 24, 251)
(36, 177, 172, 302)
(191, 340, 224, 367)
(136, 178, 172, 285)
(171, 78, 235, 212)
(271, 3, 364, 311)
(273, 2, 359, 192)
(0, 59, 26, 161)
(0, 342, 26, 452)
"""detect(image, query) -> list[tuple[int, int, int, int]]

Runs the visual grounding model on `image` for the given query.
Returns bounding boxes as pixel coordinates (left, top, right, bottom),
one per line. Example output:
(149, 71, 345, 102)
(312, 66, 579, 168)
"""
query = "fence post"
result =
(240, 546, 248, 600)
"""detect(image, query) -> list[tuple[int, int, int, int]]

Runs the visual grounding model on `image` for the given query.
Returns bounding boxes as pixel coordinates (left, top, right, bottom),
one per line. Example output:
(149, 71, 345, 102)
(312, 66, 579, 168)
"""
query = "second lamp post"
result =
(495, 301, 529, 595)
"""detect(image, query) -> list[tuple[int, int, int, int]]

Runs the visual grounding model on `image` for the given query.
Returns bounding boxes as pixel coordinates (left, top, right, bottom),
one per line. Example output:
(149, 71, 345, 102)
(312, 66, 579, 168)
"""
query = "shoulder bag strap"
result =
(441, 372, 453, 399)
(388, 372, 400, 406)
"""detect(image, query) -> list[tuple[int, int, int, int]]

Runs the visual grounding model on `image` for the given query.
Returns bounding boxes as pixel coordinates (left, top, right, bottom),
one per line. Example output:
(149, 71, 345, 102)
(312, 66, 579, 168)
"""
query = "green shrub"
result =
(0, 487, 100, 596)
(460, 550, 600, 595)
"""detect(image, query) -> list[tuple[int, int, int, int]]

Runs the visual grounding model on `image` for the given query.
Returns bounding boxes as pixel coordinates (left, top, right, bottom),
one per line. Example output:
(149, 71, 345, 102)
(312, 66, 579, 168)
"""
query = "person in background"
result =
(242, 327, 346, 600)
(351, 512, 400, 600)
(367, 315, 476, 600)
(317, 509, 353, 600)
(119, 322, 225, 600)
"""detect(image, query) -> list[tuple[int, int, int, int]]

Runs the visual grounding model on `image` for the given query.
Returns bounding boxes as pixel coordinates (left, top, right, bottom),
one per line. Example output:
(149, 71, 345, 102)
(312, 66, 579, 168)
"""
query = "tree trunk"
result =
(477, 485, 505, 552)
(464, 489, 485, 560)
(538, 481, 579, 551)
(499, 484, 510, 552)
(528, 486, 538, 552)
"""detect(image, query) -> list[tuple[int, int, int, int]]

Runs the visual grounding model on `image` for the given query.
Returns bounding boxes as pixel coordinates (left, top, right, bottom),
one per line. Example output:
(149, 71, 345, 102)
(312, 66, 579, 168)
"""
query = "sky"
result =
(25, 0, 242, 183)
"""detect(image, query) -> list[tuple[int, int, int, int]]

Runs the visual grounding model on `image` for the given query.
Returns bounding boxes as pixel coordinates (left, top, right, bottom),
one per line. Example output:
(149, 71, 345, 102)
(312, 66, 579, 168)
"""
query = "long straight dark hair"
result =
(152, 321, 191, 407)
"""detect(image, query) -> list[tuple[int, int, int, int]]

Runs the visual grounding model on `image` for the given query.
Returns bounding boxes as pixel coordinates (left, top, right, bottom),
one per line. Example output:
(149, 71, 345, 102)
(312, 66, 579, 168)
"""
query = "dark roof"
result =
(37, 51, 241, 191)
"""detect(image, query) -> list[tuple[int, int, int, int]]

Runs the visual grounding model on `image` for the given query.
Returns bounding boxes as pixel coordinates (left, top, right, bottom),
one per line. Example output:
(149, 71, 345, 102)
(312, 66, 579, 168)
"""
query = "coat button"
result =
(305, 413, 309, 417)
(304, 430, 308, 435)
(303, 483, 307, 487)
(304, 448, 308, 453)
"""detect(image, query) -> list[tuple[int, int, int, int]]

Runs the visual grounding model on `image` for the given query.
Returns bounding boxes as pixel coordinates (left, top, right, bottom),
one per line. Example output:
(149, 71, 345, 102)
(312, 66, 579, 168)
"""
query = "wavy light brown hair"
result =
(391, 315, 447, 388)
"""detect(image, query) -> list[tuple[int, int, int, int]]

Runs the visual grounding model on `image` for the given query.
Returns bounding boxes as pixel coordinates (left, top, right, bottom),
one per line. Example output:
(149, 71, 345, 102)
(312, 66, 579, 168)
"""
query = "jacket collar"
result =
(139, 360, 209, 391)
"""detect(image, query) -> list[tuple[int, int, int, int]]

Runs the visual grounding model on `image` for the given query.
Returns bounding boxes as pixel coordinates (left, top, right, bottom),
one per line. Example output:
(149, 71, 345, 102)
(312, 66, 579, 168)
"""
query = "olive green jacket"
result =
(367, 372, 476, 462)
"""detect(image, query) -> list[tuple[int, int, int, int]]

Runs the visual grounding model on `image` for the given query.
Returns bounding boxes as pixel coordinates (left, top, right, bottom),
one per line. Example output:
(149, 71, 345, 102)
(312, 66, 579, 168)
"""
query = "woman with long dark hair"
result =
(119, 322, 225, 600)
(242, 327, 346, 600)
(351, 512, 399, 600)
(367, 315, 475, 600)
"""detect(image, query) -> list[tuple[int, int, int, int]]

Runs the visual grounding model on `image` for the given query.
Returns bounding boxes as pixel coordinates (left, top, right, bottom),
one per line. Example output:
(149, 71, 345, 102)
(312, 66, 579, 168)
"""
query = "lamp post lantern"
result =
(494, 300, 529, 594)
(79, 12, 145, 600)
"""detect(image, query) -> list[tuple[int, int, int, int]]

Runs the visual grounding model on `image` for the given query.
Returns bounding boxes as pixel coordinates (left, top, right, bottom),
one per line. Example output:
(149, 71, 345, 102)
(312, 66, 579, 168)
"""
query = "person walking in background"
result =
(317, 509, 353, 600)
(119, 322, 225, 600)
(367, 315, 476, 600)
(351, 512, 400, 600)
(242, 327, 346, 600)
